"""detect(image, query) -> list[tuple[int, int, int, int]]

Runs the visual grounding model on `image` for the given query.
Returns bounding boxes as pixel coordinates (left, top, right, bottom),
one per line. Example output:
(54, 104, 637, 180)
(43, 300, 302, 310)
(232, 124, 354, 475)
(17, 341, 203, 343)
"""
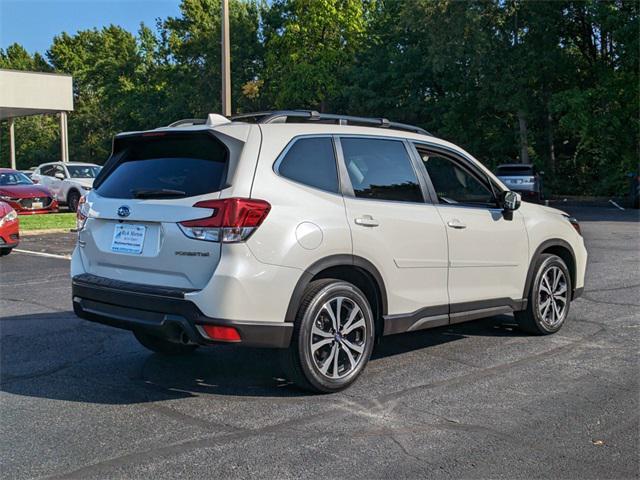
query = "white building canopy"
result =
(0, 69, 74, 168)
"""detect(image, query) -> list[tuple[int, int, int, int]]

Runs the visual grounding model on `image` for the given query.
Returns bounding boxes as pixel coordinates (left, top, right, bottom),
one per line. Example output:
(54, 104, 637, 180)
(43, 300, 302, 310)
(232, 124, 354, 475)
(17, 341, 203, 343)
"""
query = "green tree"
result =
(2, 0, 637, 196)
(160, 0, 263, 115)
(47, 26, 142, 162)
(262, 0, 369, 111)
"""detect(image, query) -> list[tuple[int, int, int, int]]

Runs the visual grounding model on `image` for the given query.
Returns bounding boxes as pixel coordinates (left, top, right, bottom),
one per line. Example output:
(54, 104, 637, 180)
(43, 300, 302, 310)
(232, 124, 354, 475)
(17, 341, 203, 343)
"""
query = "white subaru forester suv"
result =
(72, 111, 587, 393)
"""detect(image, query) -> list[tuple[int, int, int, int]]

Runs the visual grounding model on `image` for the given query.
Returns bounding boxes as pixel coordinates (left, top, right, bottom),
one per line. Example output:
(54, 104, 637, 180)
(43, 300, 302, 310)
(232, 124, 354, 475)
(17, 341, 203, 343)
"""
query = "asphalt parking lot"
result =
(1, 207, 638, 479)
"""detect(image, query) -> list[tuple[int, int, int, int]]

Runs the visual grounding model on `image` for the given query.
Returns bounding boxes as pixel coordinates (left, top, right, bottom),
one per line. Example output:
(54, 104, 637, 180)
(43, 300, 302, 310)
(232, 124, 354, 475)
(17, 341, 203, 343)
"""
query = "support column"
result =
(60, 111, 69, 163)
(221, 0, 231, 116)
(8, 118, 16, 170)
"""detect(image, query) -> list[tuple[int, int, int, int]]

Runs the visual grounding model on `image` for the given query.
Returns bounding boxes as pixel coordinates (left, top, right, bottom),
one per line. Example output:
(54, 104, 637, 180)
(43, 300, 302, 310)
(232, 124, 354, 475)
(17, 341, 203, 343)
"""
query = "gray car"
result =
(496, 164, 543, 203)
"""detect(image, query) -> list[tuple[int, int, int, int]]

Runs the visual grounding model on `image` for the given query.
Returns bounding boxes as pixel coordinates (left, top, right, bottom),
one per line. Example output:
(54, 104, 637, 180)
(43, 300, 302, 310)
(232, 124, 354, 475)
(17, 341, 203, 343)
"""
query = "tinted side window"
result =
(417, 150, 495, 206)
(278, 137, 339, 193)
(40, 165, 54, 176)
(341, 138, 423, 203)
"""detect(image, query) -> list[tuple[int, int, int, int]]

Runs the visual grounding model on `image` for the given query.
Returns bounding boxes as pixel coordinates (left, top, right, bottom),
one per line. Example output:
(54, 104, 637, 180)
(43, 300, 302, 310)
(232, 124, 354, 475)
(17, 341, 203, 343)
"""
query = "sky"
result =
(0, 0, 182, 55)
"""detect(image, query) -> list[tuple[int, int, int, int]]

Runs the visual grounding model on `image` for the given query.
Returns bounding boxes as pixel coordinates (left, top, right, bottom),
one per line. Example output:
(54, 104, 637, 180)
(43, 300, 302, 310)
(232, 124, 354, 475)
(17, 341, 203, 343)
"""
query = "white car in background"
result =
(32, 162, 102, 212)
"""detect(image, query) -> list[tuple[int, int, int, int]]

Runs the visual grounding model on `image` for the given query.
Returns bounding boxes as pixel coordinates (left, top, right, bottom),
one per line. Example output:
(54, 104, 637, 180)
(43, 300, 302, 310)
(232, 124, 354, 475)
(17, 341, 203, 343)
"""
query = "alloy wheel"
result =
(538, 266, 568, 328)
(309, 296, 368, 379)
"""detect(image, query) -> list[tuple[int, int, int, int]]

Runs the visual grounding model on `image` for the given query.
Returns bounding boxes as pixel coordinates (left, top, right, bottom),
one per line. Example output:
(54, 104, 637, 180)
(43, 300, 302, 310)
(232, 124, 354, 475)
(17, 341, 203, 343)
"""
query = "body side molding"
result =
(382, 297, 527, 336)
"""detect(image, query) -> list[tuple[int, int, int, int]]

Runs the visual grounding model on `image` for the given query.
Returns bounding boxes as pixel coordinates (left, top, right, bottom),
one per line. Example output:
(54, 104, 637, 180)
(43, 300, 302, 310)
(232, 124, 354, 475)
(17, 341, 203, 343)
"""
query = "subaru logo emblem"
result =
(117, 205, 130, 218)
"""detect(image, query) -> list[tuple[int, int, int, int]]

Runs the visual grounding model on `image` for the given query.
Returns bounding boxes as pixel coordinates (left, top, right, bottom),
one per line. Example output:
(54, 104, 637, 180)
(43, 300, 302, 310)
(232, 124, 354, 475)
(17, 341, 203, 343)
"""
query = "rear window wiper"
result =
(131, 188, 187, 199)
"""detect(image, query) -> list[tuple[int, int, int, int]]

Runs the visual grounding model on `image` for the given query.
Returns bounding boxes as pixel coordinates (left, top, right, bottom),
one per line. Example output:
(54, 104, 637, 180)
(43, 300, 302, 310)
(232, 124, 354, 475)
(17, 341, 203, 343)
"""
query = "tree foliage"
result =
(0, 0, 637, 195)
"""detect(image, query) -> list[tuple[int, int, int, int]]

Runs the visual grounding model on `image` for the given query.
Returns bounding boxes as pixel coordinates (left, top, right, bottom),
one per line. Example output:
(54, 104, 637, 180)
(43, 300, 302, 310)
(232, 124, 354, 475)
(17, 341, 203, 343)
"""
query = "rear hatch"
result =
(77, 130, 233, 290)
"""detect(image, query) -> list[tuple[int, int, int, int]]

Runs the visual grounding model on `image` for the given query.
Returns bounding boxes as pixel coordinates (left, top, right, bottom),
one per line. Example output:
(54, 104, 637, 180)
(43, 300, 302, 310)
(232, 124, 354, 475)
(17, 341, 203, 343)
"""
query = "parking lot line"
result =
(13, 249, 71, 260)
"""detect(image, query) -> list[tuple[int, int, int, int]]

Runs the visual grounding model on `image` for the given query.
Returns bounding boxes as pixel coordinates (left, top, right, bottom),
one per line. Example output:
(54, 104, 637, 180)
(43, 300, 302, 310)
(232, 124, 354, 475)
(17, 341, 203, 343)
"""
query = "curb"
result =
(20, 228, 74, 236)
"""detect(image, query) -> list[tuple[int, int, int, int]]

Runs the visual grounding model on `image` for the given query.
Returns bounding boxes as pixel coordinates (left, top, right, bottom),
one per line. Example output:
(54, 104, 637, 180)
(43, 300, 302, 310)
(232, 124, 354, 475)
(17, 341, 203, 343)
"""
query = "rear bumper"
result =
(72, 274, 293, 348)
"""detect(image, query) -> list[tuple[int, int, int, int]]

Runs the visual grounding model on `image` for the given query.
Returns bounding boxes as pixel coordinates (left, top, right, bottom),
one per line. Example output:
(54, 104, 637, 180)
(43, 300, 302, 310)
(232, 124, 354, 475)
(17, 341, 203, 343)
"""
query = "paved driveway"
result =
(1, 207, 638, 479)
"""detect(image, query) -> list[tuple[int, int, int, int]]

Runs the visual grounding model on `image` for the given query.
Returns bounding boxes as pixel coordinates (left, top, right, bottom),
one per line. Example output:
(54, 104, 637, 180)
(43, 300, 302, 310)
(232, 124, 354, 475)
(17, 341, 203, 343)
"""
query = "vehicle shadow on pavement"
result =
(0, 312, 524, 403)
(372, 314, 524, 360)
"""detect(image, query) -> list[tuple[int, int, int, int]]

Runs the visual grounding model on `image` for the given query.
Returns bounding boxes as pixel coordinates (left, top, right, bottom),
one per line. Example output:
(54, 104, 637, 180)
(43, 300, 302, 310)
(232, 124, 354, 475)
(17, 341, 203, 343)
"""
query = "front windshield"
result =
(0, 172, 33, 186)
(67, 165, 101, 178)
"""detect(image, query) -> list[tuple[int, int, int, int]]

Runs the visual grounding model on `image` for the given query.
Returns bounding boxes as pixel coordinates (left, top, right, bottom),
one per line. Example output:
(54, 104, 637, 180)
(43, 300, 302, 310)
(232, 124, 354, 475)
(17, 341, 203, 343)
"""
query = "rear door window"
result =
(95, 133, 228, 199)
(340, 137, 424, 203)
(40, 165, 55, 177)
(277, 137, 339, 193)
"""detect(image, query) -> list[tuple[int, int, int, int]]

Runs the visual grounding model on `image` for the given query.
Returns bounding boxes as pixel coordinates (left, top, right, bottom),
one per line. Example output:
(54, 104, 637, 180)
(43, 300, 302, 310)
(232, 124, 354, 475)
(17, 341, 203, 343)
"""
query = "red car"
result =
(0, 168, 58, 214)
(0, 200, 19, 256)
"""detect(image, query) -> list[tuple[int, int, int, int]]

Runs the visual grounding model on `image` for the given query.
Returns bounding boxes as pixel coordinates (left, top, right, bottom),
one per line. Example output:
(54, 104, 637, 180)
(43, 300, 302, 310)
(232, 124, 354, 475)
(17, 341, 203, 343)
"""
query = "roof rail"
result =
(167, 118, 207, 128)
(231, 110, 432, 136)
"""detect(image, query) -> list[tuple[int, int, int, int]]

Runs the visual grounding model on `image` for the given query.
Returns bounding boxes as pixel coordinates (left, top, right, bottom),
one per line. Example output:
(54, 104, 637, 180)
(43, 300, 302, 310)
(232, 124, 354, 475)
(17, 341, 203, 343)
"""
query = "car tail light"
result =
(178, 198, 271, 243)
(201, 325, 241, 342)
(76, 195, 89, 231)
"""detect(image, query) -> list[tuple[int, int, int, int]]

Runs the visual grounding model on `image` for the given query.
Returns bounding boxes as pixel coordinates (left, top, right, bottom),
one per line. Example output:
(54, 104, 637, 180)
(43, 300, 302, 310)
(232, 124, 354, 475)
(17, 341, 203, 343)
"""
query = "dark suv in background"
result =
(495, 164, 544, 203)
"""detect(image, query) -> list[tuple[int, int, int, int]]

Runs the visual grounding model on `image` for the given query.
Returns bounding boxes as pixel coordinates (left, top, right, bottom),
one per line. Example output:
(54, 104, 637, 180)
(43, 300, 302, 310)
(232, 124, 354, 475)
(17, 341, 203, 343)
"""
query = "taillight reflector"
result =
(201, 325, 241, 342)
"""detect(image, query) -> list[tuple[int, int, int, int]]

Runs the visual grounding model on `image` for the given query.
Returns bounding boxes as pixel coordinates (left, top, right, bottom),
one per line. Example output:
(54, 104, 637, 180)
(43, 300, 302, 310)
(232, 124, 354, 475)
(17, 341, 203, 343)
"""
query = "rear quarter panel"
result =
(247, 127, 352, 270)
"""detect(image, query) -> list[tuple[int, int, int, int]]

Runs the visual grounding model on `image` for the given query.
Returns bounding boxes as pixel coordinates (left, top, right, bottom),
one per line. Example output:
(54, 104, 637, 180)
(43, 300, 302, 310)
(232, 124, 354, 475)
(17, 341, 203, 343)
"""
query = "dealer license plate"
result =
(111, 224, 146, 255)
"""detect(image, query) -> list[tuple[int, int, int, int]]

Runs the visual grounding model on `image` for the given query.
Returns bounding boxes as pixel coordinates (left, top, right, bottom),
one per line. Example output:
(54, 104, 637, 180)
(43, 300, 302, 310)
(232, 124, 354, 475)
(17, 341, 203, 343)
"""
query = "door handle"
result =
(354, 215, 379, 227)
(447, 219, 467, 229)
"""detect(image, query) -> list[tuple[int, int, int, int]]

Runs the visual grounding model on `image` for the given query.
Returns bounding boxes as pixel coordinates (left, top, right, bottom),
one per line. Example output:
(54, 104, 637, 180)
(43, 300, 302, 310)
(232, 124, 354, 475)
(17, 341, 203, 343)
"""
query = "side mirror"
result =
(501, 190, 521, 220)
(54, 172, 65, 180)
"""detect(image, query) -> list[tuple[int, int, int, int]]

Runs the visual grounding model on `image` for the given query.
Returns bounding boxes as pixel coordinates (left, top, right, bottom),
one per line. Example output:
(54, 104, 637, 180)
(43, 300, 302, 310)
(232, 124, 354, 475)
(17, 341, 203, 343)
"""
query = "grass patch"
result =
(19, 212, 76, 231)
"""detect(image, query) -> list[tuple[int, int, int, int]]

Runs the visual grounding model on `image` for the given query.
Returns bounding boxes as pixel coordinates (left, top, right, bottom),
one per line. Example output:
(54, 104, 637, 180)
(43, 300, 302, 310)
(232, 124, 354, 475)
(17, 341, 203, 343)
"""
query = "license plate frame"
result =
(111, 223, 146, 255)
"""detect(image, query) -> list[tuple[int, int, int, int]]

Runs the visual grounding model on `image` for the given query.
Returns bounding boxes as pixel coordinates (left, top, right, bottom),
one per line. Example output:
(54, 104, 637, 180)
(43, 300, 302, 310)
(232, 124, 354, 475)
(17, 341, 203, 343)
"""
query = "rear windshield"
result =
(496, 166, 534, 176)
(95, 133, 228, 199)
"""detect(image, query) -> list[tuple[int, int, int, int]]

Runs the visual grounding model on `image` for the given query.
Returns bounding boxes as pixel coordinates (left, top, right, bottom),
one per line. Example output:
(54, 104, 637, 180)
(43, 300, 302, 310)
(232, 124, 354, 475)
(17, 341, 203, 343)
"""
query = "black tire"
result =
(515, 254, 572, 335)
(133, 330, 199, 355)
(282, 279, 375, 393)
(0, 248, 12, 256)
(67, 190, 81, 213)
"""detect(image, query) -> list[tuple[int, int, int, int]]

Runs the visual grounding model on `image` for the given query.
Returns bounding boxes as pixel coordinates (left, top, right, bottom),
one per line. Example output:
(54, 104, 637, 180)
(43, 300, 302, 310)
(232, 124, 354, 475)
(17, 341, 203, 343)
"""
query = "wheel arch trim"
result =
(284, 254, 388, 324)
(523, 238, 577, 299)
